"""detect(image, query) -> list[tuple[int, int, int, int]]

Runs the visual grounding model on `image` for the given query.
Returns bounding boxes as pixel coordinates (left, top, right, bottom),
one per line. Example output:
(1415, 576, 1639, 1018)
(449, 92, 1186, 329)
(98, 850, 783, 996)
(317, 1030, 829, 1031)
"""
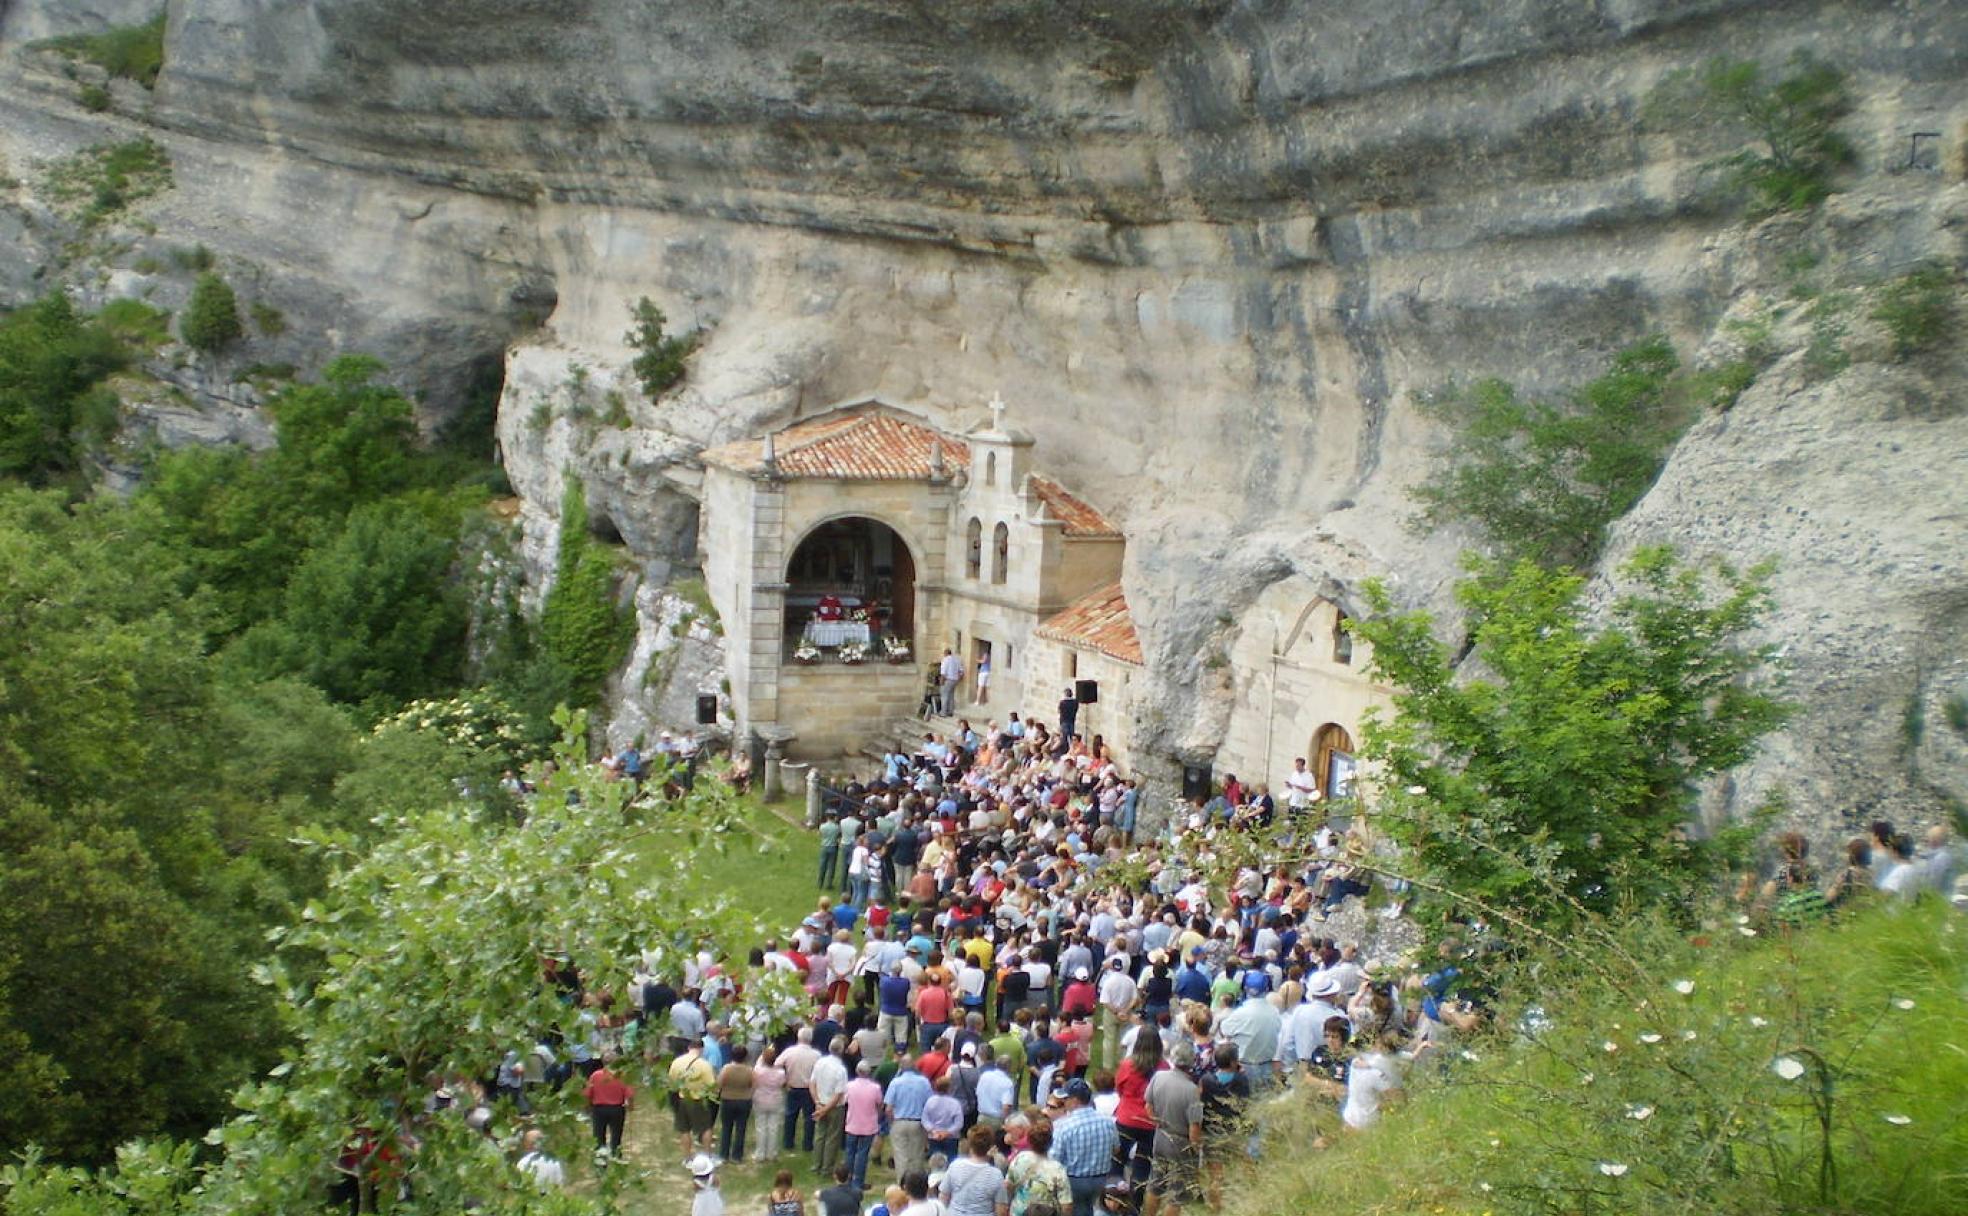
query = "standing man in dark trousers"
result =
(1057, 687, 1079, 754)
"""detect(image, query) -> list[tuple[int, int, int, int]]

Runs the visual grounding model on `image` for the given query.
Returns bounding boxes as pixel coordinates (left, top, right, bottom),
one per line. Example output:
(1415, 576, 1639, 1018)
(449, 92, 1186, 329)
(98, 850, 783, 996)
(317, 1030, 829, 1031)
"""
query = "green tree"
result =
(138, 357, 443, 636)
(1350, 548, 1789, 929)
(1410, 337, 1687, 572)
(1658, 52, 1855, 214)
(538, 480, 632, 707)
(624, 296, 697, 399)
(231, 495, 468, 710)
(0, 293, 127, 486)
(180, 273, 242, 353)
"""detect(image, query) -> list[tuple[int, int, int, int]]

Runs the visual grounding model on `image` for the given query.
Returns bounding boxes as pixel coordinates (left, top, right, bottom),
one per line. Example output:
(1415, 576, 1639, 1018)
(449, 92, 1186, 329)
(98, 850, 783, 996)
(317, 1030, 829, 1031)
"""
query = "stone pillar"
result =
(744, 476, 790, 742)
(805, 767, 823, 827)
(762, 734, 787, 800)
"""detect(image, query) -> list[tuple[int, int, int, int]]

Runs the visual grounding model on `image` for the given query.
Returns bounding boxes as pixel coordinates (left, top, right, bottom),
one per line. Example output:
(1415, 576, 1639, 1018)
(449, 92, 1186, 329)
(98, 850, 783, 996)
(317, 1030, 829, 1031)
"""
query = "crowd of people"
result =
(390, 699, 1961, 1216)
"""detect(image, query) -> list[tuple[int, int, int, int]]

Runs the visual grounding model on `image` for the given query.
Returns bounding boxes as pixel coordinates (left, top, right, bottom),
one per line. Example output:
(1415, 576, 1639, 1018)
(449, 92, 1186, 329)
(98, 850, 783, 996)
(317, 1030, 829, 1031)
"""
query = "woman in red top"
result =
(1112, 1031, 1164, 1188)
(583, 1057, 635, 1155)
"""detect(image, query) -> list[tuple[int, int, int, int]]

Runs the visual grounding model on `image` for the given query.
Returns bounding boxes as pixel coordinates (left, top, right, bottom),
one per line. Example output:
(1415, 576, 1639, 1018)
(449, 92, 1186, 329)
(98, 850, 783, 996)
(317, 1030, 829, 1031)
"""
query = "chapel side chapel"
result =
(695, 395, 1389, 800)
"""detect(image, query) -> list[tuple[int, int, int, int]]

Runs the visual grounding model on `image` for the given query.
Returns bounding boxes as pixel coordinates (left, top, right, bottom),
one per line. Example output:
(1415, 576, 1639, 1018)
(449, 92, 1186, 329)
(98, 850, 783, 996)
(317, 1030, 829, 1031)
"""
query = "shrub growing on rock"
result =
(181, 272, 243, 352)
(625, 296, 698, 400)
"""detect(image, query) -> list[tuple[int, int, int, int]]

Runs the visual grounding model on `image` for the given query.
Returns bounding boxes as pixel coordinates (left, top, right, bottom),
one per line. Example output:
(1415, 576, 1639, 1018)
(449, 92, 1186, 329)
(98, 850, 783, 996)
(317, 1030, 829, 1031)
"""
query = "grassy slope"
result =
(1227, 901, 1968, 1216)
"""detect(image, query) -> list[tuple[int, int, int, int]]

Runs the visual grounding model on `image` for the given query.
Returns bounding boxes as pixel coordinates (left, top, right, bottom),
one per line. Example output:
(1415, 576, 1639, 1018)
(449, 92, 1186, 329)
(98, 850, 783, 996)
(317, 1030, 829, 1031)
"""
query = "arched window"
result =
(965, 518, 982, 579)
(985, 452, 997, 486)
(991, 521, 1009, 585)
(1333, 610, 1354, 665)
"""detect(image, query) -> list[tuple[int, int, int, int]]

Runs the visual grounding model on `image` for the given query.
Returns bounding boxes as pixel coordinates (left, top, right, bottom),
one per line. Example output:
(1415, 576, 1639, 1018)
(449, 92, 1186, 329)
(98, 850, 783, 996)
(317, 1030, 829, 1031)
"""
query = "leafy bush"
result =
(77, 83, 112, 112)
(1228, 903, 1968, 1216)
(168, 244, 213, 272)
(1871, 262, 1956, 358)
(625, 296, 698, 400)
(35, 16, 167, 89)
(0, 293, 128, 485)
(248, 299, 287, 337)
(1409, 337, 1688, 571)
(1351, 548, 1788, 931)
(1676, 53, 1855, 214)
(179, 272, 242, 352)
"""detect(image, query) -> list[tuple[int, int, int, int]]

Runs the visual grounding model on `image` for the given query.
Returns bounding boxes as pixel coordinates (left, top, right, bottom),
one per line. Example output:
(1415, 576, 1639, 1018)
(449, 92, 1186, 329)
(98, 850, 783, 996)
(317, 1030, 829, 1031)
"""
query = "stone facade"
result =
(1214, 577, 1391, 800)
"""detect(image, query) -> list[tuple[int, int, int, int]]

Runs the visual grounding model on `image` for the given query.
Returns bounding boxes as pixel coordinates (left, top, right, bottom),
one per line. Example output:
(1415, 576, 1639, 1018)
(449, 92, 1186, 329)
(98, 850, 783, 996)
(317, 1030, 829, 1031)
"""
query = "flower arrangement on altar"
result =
(849, 607, 870, 623)
(793, 640, 821, 665)
(883, 636, 912, 663)
(839, 641, 869, 665)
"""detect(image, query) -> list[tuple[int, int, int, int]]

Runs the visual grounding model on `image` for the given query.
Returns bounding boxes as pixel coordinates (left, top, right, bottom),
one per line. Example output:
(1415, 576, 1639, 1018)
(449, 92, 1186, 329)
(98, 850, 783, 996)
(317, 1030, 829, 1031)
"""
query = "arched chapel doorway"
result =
(783, 516, 916, 651)
(1311, 723, 1356, 799)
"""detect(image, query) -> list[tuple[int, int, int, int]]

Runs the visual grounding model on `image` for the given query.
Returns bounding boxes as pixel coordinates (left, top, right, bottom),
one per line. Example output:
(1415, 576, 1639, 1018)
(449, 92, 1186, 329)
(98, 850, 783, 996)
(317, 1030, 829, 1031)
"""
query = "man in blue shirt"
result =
(1173, 950, 1212, 1005)
(883, 1056, 932, 1179)
(877, 961, 913, 1053)
(1050, 1078, 1117, 1216)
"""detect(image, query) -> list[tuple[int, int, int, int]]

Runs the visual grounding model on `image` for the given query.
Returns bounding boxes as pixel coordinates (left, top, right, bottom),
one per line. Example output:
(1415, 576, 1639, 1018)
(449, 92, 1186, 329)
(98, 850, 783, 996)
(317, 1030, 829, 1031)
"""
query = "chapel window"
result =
(992, 522, 1009, 585)
(966, 518, 983, 580)
(985, 452, 997, 486)
(1333, 610, 1354, 665)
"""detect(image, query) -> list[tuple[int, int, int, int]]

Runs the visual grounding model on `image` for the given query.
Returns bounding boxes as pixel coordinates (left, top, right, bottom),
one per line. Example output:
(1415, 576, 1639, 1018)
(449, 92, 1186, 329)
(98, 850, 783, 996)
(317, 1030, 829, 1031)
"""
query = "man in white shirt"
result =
(1098, 956, 1140, 1068)
(938, 649, 963, 715)
(810, 1043, 852, 1173)
(1287, 973, 1351, 1073)
(515, 1128, 565, 1189)
(1284, 756, 1321, 813)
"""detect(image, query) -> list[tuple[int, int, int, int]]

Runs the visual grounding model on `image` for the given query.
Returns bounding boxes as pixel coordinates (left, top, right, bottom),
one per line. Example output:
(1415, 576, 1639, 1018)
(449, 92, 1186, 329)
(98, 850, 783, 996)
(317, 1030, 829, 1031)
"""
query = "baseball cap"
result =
(1074, 967, 1090, 980)
(1060, 1078, 1094, 1102)
(1243, 971, 1271, 993)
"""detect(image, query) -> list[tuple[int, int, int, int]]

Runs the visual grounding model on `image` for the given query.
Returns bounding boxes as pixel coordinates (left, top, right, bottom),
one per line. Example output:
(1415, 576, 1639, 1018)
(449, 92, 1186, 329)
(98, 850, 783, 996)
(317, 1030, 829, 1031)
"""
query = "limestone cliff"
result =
(1, 0, 1963, 832)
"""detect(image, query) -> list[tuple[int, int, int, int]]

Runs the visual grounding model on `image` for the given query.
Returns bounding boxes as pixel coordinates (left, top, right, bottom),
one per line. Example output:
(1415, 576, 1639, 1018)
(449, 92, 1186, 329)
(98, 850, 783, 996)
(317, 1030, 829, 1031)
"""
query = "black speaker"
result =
(695, 693, 718, 725)
(1182, 764, 1212, 803)
(1075, 678, 1099, 705)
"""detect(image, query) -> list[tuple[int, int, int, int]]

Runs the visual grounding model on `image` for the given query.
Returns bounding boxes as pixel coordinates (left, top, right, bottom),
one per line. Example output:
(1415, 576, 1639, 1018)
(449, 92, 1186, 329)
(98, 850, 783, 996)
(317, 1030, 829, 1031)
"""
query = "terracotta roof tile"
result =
(701, 410, 968, 480)
(1027, 475, 1120, 538)
(1036, 582, 1143, 666)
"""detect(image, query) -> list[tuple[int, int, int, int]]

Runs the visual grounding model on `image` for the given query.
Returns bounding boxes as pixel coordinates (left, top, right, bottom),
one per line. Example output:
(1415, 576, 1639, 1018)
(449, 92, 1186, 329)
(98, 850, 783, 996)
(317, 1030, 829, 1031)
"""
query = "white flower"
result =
(1736, 914, 1751, 925)
(1682, 1030, 1699, 1041)
(1673, 979, 1696, 995)
(1773, 1056, 1806, 1081)
(1884, 1114, 1913, 1126)
(1893, 998, 1916, 1011)
(1489, 1139, 1502, 1148)
(1406, 785, 1428, 796)
(1479, 1182, 1494, 1193)
(1749, 1016, 1769, 1028)
(1599, 1163, 1629, 1177)
(1460, 1049, 1482, 1062)
(1603, 1040, 1620, 1054)
(1639, 1033, 1662, 1044)
(1625, 1105, 1655, 1121)
(1739, 926, 1759, 937)
(1580, 1072, 1595, 1085)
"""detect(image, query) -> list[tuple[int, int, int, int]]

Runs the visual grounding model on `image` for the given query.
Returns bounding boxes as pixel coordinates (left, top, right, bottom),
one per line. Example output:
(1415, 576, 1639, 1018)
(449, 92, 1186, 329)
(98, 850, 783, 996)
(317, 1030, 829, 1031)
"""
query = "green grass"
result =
(96, 297, 171, 350)
(1872, 262, 1956, 359)
(42, 137, 172, 227)
(1226, 902, 1968, 1216)
(633, 785, 821, 936)
(35, 16, 167, 89)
